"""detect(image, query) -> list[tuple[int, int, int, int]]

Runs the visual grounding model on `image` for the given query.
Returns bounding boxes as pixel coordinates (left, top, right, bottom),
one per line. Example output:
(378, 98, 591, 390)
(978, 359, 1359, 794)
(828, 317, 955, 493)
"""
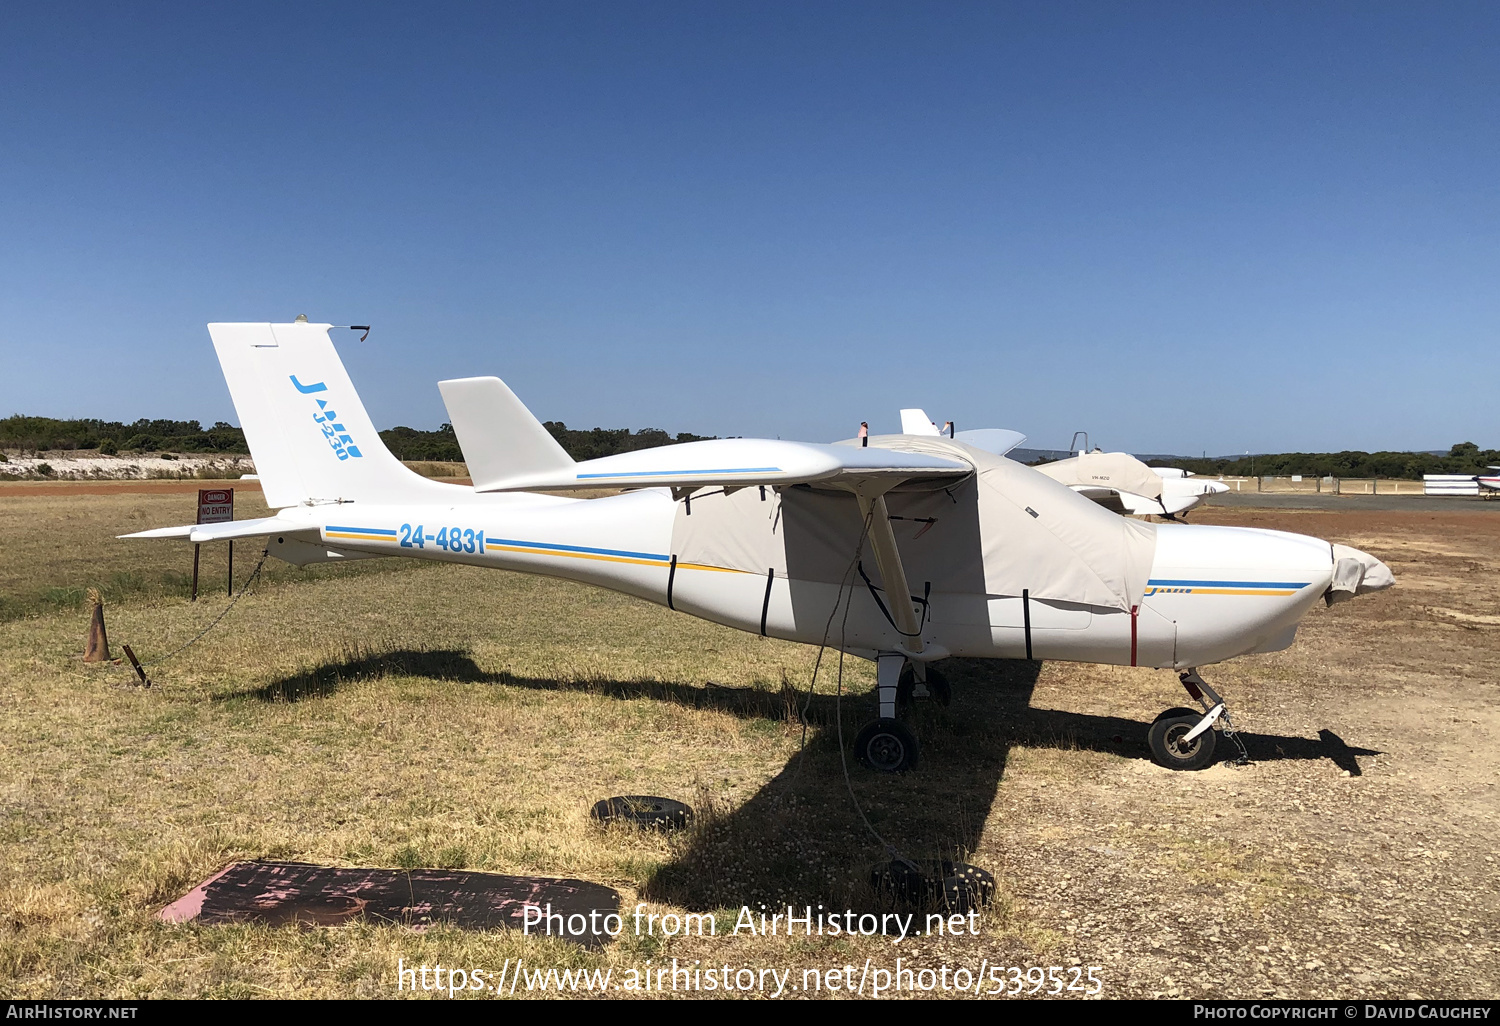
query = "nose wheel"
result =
(1148, 707, 1219, 770)
(1147, 670, 1250, 770)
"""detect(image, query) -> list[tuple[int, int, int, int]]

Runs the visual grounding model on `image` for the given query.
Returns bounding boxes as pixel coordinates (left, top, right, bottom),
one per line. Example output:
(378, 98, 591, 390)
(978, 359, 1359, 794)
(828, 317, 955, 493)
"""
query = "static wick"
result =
(351, 325, 371, 342)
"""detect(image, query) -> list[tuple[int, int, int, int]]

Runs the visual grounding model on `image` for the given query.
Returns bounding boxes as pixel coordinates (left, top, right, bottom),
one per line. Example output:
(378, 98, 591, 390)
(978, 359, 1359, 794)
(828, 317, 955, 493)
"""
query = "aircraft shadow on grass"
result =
(245, 648, 1380, 911)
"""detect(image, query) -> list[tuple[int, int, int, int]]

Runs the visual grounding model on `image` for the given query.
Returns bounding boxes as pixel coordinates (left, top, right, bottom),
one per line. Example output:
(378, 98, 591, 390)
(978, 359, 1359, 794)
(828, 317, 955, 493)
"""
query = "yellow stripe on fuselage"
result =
(1189, 587, 1300, 596)
(479, 543, 751, 573)
(324, 528, 756, 575)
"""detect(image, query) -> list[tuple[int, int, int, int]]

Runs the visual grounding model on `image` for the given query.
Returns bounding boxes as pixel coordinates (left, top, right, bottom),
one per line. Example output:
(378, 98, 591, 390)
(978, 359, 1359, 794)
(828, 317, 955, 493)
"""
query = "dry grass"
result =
(0, 490, 419, 622)
(1, 496, 1498, 997)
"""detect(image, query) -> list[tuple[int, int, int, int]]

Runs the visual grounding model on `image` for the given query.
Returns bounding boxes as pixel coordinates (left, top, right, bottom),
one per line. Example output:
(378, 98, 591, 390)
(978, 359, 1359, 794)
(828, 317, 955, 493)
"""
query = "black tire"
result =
(939, 863, 997, 913)
(870, 859, 996, 912)
(589, 795, 694, 831)
(854, 718, 920, 772)
(1147, 711, 1219, 770)
(1153, 706, 1201, 723)
(897, 666, 951, 707)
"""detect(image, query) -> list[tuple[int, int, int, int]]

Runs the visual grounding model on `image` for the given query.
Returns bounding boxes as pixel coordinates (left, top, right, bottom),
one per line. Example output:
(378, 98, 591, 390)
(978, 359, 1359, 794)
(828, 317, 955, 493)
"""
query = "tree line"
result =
(1150, 443, 1500, 480)
(0, 415, 248, 455)
(380, 422, 716, 462)
(6, 414, 1494, 478)
(1, 414, 714, 464)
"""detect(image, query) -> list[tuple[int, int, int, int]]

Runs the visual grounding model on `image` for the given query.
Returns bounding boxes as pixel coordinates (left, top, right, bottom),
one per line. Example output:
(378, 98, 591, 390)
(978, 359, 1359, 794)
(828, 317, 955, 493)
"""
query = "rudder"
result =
(208, 322, 453, 508)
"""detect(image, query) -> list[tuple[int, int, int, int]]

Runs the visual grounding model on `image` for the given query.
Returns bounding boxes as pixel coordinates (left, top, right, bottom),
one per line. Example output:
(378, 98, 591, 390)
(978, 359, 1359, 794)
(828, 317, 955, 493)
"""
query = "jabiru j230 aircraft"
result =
(125, 321, 1394, 773)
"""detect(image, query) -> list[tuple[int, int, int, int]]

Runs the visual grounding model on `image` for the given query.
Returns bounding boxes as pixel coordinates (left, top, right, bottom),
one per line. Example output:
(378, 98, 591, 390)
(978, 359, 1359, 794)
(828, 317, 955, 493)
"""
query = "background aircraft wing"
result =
(953, 428, 1027, 456)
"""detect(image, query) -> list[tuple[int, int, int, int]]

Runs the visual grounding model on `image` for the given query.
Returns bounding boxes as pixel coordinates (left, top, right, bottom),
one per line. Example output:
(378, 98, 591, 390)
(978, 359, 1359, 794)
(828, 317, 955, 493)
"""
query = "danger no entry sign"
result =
(198, 488, 234, 525)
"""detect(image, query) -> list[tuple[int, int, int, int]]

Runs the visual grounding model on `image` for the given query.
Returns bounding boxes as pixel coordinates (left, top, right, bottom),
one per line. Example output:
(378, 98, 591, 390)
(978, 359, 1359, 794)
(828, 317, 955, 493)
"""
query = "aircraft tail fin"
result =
(899, 408, 942, 436)
(437, 376, 574, 492)
(208, 322, 453, 508)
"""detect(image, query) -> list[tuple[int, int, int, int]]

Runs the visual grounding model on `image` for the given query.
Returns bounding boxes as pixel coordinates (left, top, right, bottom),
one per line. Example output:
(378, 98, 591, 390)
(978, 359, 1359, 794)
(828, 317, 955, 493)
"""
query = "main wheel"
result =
(1147, 710, 1218, 770)
(854, 718, 920, 773)
(897, 666, 951, 707)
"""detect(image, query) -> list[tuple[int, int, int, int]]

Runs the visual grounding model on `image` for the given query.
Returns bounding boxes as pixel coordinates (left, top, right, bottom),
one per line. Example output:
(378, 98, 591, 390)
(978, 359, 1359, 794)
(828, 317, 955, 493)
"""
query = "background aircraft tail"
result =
(208, 321, 453, 508)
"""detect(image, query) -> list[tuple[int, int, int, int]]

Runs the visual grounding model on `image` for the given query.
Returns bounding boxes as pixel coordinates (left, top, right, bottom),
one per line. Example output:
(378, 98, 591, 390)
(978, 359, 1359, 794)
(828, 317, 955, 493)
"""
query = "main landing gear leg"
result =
(1147, 668, 1250, 770)
(853, 653, 920, 773)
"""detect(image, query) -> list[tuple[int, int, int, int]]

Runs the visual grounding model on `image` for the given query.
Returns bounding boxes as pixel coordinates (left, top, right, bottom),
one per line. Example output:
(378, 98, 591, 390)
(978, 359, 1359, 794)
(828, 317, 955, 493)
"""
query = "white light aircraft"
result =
(897, 413, 1227, 517)
(125, 323, 1394, 773)
(1034, 452, 1230, 517)
(1477, 468, 1500, 494)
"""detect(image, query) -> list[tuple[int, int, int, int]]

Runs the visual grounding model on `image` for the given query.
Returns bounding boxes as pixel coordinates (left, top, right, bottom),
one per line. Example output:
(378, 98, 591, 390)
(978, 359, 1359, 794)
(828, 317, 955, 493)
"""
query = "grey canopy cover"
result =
(671, 442, 1157, 614)
(1031, 451, 1165, 503)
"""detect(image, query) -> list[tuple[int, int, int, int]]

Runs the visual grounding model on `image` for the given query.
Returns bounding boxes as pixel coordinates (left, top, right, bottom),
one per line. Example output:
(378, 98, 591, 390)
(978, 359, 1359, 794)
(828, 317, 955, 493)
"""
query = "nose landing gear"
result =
(1147, 669, 1250, 770)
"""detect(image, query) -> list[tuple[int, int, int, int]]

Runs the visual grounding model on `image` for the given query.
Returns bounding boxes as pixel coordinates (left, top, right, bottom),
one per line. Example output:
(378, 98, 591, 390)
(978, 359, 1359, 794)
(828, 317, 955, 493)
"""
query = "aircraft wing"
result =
(119, 515, 299, 543)
(953, 428, 1027, 456)
(470, 437, 972, 493)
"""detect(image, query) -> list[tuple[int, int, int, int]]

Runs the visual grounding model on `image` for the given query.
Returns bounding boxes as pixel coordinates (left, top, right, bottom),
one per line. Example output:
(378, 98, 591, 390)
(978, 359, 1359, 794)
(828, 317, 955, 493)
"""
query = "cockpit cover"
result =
(670, 441, 1156, 613)
(1032, 451, 1165, 503)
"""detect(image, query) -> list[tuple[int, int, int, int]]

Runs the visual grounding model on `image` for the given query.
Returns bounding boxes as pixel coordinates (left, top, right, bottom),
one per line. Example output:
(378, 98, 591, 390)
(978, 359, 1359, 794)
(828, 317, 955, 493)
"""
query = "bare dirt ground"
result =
(0, 479, 261, 497)
(1209, 491, 1499, 513)
(1, 496, 1496, 998)
(955, 504, 1500, 998)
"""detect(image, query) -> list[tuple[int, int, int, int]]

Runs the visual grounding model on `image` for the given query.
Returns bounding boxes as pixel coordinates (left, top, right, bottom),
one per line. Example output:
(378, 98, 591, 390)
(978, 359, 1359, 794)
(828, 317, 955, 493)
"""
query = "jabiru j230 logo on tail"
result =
(290, 375, 364, 461)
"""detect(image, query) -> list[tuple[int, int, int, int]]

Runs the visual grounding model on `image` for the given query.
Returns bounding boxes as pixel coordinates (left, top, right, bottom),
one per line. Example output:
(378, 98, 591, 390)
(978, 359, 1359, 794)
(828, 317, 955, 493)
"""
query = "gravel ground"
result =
(945, 505, 1500, 998)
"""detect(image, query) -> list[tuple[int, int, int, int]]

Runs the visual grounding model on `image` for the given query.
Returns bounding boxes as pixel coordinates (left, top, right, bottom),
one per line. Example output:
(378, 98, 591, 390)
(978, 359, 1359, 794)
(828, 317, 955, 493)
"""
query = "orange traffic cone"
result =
(84, 588, 110, 662)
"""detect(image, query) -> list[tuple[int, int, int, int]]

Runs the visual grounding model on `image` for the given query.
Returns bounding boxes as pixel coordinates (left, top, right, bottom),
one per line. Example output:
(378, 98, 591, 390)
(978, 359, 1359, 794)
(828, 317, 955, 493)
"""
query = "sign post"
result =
(195, 488, 234, 602)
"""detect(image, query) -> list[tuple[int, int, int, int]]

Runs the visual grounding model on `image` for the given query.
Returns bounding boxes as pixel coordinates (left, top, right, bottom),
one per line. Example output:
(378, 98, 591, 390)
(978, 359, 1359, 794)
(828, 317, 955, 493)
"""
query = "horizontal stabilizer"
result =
(119, 515, 289, 543)
(438, 376, 574, 492)
(470, 437, 972, 493)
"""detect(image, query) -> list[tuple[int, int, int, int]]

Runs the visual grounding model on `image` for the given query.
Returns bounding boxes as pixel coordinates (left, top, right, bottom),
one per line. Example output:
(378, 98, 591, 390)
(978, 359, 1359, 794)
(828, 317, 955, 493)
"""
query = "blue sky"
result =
(1, 2, 1495, 455)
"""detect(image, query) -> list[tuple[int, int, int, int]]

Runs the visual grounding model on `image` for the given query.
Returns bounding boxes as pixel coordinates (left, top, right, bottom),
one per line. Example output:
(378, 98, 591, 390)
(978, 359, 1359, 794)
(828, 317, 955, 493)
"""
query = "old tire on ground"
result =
(896, 665, 952, 707)
(939, 863, 997, 913)
(1147, 711, 1219, 771)
(589, 795, 694, 831)
(854, 718, 919, 773)
(870, 860, 996, 911)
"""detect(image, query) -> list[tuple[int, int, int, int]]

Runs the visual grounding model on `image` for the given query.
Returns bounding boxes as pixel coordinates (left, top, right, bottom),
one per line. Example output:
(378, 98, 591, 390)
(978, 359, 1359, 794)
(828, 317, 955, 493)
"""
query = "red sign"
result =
(197, 488, 234, 525)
